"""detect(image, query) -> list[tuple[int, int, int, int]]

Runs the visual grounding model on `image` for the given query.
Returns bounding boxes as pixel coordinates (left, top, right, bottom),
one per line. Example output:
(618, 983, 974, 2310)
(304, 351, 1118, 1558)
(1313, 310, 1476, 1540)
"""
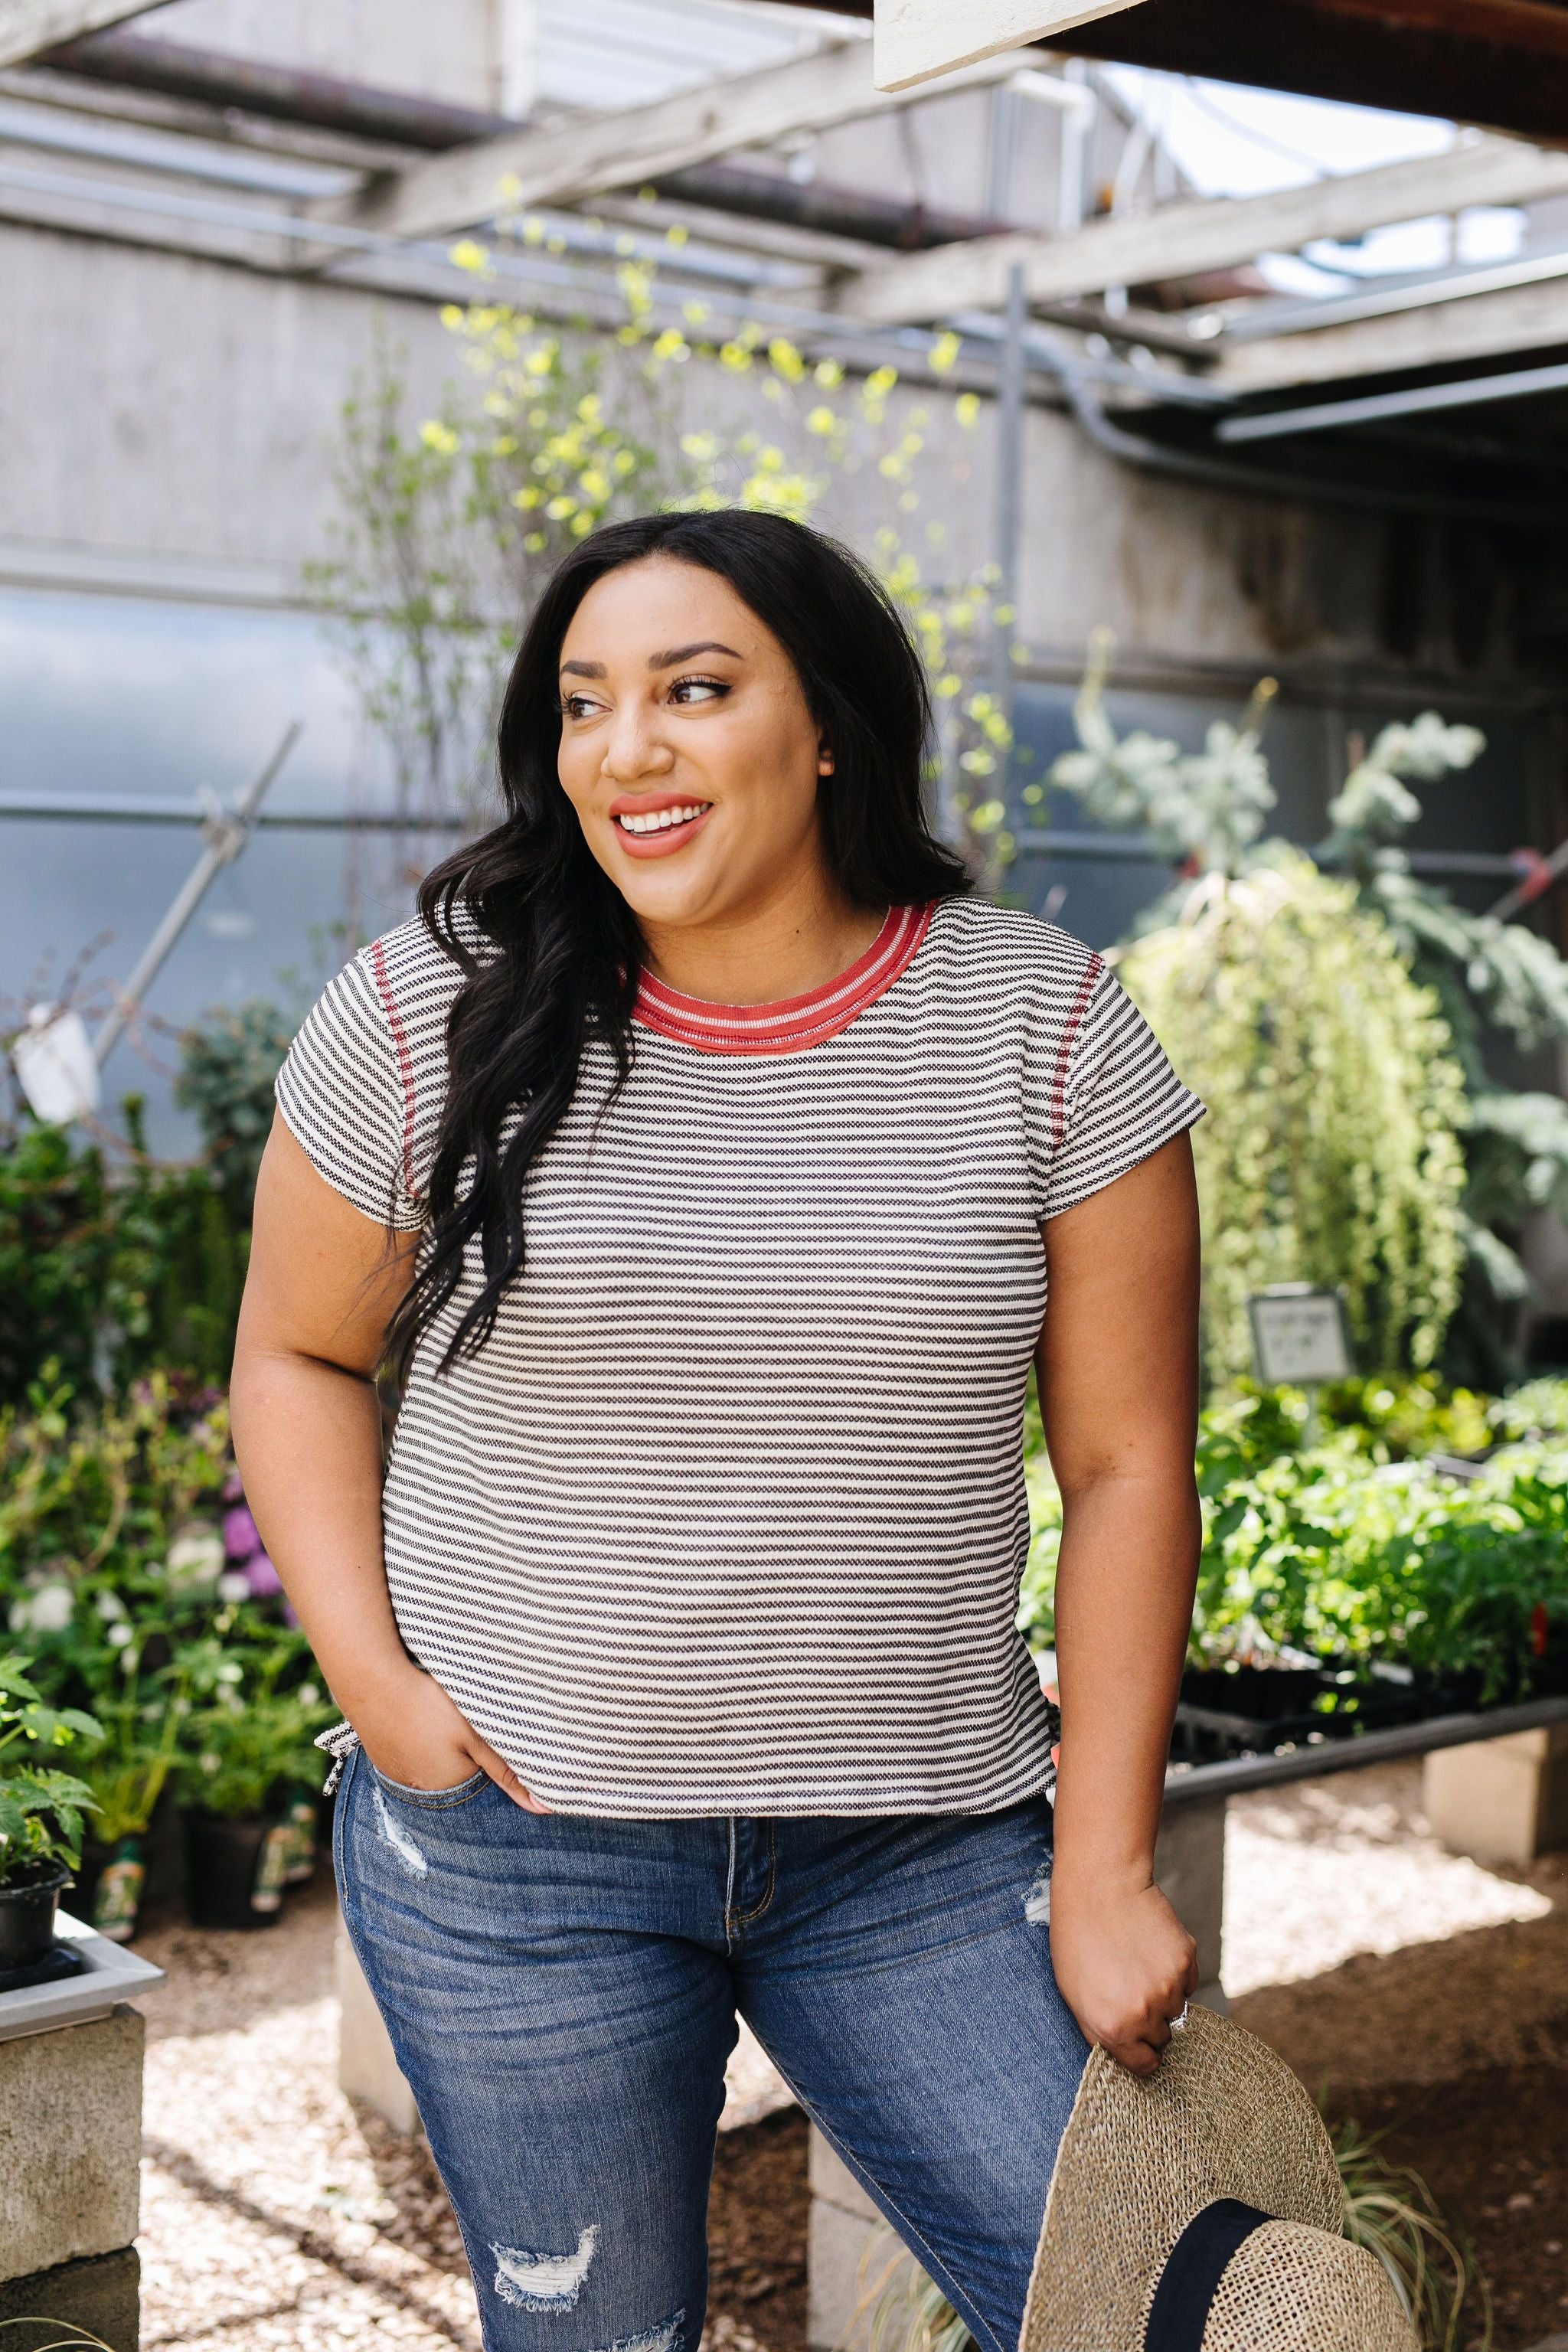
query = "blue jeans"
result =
(335, 1746, 1088, 2352)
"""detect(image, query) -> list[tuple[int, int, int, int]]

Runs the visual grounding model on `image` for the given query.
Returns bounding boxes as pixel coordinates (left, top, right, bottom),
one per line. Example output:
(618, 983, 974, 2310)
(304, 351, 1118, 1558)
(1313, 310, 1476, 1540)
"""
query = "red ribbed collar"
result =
(633, 901, 933, 1057)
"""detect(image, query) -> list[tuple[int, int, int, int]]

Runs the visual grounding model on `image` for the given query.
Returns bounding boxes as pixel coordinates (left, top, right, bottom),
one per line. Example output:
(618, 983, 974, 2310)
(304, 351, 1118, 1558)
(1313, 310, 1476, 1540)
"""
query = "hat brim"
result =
(1019, 2006, 1345, 2352)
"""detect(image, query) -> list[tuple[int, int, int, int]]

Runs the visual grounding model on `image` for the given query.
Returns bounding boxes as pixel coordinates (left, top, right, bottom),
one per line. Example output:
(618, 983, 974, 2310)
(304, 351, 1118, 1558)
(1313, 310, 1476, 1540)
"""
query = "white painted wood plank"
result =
(841, 133, 1568, 324)
(1214, 276, 1568, 394)
(874, 0, 1145, 92)
(0, 0, 169, 70)
(318, 38, 1036, 245)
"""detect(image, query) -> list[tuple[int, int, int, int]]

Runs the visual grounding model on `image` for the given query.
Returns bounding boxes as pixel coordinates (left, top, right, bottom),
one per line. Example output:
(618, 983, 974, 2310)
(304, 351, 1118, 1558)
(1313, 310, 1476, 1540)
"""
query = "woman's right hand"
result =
(351, 1665, 549, 1812)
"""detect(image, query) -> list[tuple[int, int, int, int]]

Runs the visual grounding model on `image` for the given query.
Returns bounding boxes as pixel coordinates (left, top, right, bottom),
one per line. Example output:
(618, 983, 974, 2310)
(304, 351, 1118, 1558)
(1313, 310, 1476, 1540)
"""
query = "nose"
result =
(600, 697, 675, 787)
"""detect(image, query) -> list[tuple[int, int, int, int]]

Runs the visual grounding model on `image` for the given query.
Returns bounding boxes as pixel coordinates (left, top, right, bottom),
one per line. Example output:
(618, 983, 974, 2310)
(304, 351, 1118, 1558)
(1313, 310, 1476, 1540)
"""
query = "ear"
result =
(818, 738, 835, 776)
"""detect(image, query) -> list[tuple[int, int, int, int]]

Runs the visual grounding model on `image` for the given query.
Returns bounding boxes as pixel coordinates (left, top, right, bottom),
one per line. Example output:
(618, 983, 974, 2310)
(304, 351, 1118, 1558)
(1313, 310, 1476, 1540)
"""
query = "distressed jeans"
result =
(335, 1744, 1089, 2352)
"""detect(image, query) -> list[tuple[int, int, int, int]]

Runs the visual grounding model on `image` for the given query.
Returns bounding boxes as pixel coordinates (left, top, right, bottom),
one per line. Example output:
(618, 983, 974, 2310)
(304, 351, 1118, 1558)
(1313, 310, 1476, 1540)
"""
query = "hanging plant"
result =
(1118, 852, 1468, 1385)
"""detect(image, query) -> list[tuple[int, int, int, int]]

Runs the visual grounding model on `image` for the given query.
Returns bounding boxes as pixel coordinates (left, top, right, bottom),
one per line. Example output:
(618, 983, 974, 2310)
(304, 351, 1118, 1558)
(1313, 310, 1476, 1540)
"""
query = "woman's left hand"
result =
(1047, 1866, 1198, 2078)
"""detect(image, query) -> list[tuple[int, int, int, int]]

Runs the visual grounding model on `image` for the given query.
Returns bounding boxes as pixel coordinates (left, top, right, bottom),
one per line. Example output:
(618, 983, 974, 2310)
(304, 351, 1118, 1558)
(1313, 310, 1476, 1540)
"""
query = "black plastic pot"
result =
(185, 1813, 292, 1929)
(0, 1867, 72, 1969)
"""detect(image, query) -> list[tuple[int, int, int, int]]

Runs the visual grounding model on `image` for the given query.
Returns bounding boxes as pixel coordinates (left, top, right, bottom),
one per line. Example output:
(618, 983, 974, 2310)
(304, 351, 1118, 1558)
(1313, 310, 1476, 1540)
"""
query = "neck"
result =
(639, 867, 887, 1007)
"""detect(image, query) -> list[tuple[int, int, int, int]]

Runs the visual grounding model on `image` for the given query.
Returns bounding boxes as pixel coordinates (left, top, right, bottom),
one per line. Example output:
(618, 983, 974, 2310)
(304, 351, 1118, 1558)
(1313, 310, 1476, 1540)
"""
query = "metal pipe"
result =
(0, 788, 468, 829)
(1487, 833, 1568, 921)
(1056, 351, 1566, 532)
(991, 260, 1026, 735)
(1219, 354, 1568, 445)
(1012, 828, 1526, 880)
(1163, 1693, 1568, 1805)
(91, 721, 299, 1071)
(38, 29, 1005, 250)
(41, 29, 510, 149)
(1226, 240, 1568, 344)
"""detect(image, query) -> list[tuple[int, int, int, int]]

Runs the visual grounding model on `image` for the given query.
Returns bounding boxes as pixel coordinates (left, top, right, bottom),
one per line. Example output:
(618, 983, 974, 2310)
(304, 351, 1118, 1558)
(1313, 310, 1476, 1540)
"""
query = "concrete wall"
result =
(131, 0, 514, 113)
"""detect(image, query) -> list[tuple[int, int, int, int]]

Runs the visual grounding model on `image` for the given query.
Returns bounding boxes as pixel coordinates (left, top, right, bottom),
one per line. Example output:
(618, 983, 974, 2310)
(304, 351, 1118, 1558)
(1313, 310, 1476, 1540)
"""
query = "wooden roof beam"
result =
(841, 135, 1568, 326)
(312, 38, 1039, 248)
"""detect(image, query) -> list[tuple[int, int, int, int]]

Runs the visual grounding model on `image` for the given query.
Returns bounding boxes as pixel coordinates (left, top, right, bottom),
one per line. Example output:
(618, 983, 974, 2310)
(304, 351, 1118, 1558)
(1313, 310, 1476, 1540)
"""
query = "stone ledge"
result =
(0, 2007, 144, 2281)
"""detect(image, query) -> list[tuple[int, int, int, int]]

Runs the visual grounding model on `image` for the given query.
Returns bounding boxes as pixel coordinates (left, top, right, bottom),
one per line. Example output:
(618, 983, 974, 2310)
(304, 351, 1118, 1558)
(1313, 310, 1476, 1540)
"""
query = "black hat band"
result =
(1144, 2200, 1273, 2352)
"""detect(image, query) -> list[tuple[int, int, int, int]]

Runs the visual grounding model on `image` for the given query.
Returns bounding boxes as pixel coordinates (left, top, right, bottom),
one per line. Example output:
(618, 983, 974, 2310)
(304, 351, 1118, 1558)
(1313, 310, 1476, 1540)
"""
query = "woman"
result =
(232, 510, 1204, 2352)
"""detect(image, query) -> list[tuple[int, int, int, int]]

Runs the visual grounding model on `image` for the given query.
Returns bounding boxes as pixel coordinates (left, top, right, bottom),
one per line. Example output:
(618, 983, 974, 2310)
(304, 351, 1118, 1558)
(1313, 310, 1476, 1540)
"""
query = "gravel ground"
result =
(127, 1760, 1566, 2352)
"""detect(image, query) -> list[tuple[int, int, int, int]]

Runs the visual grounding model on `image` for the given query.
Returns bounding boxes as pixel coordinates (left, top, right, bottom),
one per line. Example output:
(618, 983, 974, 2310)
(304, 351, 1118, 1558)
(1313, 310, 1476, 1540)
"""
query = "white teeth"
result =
(617, 804, 709, 835)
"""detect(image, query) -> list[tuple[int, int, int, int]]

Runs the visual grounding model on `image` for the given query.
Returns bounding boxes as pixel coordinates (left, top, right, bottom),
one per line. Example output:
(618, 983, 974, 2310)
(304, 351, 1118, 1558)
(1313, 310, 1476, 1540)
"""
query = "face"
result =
(554, 557, 833, 931)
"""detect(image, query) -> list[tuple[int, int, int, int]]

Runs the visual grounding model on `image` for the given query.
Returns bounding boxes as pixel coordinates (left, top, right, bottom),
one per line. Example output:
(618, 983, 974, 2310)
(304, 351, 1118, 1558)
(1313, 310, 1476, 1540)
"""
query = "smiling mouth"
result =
(614, 802, 711, 836)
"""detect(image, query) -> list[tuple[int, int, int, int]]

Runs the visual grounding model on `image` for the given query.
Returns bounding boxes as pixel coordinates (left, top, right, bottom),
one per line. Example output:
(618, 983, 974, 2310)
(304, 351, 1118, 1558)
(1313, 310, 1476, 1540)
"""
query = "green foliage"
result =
(1051, 627, 1279, 879)
(0, 981, 294, 1406)
(1118, 855, 1468, 1386)
(1334, 2118, 1490, 2351)
(175, 998, 295, 1221)
(174, 1631, 330, 1821)
(315, 286, 1018, 881)
(1053, 654, 1568, 1367)
(1020, 1377, 1568, 1699)
(0, 1651, 101, 1886)
(0, 1376, 325, 1831)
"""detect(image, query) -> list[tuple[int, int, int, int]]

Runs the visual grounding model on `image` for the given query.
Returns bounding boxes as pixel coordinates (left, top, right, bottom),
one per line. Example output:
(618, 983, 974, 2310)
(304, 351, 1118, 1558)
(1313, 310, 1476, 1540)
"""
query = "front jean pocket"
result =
(369, 1763, 489, 1811)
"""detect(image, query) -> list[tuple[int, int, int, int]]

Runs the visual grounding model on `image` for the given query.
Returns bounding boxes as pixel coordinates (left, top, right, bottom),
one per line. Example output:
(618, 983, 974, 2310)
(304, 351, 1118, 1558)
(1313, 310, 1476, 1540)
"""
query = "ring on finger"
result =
(1168, 2001, 1191, 2033)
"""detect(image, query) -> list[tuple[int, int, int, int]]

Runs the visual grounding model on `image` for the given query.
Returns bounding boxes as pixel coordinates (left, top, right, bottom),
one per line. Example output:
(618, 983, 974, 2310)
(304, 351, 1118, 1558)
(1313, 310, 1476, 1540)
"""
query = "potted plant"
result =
(174, 1633, 332, 1929)
(0, 1653, 100, 1971)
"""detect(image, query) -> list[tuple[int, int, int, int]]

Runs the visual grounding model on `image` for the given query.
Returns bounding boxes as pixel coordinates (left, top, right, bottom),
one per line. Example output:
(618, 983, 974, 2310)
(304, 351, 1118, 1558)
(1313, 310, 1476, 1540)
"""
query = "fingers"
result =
(472, 1739, 551, 1813)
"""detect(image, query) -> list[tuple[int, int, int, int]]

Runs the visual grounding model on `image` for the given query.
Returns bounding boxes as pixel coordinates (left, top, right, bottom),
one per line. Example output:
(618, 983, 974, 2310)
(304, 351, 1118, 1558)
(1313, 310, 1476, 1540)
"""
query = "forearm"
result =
(1049, 1468, 1200, 1890)
(229, 1345, 410, 1715)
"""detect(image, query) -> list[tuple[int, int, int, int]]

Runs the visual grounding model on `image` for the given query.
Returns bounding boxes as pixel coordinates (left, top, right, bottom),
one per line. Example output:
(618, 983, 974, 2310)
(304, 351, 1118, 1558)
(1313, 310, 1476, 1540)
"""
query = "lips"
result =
(608, 794, 714, 860)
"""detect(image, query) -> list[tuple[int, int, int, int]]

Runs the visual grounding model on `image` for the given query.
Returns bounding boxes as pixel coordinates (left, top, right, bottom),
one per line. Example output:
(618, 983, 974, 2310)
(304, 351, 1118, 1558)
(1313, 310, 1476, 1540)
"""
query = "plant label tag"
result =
(1247, 1285, 1352, 1387)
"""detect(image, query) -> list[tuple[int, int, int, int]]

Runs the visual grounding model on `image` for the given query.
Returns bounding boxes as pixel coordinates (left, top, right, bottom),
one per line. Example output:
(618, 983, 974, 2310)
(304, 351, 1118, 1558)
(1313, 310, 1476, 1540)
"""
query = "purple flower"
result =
(243, 1550, 283, 1599)
(223, 1504, 262, 1562)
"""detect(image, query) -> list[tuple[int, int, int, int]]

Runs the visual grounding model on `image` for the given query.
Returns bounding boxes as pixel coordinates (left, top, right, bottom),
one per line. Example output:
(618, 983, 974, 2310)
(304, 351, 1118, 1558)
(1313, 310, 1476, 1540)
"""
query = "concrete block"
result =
(0, 2007, 143, 2282)
(336, 1922, 420, 2135)
(1154, 1796, 1227, 1994)
(0, 2247, 139, 2352)
(1424, 1723, 1568, 1867)
(807, 2134, 924, 2352)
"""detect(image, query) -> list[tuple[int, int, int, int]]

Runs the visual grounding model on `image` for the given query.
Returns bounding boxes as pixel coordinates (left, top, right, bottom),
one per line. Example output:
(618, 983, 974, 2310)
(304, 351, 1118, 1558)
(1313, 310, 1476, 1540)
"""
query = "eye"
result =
(668, 675, 730, 705)
(559, 692, 603, 721)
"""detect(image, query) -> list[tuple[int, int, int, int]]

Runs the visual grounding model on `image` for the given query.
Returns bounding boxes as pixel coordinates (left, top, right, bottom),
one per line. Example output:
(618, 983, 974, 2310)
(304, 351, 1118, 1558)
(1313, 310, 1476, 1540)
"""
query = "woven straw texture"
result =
(1021, 2006, 1345, 2352)
(1194, 2220, 1418, 2352)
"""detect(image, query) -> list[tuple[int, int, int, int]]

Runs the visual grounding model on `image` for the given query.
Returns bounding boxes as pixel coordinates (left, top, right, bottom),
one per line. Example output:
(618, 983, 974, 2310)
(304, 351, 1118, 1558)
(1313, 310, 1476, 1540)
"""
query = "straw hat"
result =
(1020, 2004, 1418, 2352)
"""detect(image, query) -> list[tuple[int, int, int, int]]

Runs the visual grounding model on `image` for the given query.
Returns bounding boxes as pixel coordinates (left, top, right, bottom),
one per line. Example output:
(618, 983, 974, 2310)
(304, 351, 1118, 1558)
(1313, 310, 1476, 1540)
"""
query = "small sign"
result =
(1247, 1285, 1353, 1387)
(874, 0, 1148, 90)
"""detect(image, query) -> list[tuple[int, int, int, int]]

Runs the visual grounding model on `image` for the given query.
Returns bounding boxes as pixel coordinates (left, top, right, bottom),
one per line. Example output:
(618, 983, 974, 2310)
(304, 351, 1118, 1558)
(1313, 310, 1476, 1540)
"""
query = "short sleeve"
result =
(1029, 958, 1204, 1221)
(274, 949, 423, 1230)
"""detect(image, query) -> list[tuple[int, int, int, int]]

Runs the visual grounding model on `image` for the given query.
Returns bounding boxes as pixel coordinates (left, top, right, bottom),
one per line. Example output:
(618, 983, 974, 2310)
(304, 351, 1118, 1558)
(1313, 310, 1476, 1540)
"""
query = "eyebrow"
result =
(649, 641, 742, 668)
(560, 659, 606, 678)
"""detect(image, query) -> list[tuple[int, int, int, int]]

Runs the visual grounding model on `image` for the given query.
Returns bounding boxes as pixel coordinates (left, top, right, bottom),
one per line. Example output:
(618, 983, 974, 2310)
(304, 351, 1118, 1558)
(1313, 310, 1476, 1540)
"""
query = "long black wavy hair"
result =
(387, 508, 972, 1382)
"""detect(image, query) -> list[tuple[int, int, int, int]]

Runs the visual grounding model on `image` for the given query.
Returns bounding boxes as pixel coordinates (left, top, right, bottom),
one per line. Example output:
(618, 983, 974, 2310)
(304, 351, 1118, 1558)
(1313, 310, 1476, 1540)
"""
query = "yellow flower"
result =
(806, 406, 838, 437)
(449, 238, 491, 275)
(956, 391, 981, 430)
(578, 468, 610, 501)
(720, 341, 753, 372)
(511, 485, 544, 509)
(651, 328, 688, 363)
(814, 358, 844, 388)
(684, 300, 710, 326)
(768, 338, 806, 382)
(418, 420, 460, 456)
(547, 495, 577, 521)
(439, 304, 466, 331)
(681, 430, 719, 463)
(929, 330, 962, 375)
(934, 672, 962, 699)
(665, 223, 689, 248)
(524, 531, 547, 553)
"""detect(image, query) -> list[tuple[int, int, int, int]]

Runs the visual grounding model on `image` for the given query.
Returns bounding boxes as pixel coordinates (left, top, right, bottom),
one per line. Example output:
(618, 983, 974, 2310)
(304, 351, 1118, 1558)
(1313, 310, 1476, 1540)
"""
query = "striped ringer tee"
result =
(275, 893, 1203, 1818)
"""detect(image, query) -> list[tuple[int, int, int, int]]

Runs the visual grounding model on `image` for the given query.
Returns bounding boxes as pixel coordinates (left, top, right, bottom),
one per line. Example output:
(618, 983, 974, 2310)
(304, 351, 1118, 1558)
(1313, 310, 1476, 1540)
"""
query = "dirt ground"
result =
(126, 1762, 1568, 2352)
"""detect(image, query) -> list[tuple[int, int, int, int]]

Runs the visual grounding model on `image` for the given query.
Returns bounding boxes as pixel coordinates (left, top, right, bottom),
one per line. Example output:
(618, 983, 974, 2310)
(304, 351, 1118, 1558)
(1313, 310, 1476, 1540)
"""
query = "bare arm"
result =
(1037, 1132, 1202, 2073)
(230, 1113, 543, 1806)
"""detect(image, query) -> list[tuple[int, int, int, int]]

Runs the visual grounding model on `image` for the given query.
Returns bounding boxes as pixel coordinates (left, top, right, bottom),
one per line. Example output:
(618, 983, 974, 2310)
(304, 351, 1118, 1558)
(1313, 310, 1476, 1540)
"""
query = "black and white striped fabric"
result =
(276, 895, 1203, 1818)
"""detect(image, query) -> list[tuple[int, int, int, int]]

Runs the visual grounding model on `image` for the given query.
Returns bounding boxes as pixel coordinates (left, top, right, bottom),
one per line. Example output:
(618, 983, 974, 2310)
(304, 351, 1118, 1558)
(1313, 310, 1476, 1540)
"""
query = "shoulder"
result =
(916, 894, 1103, 1018)
(347, 911, 475, 1028)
